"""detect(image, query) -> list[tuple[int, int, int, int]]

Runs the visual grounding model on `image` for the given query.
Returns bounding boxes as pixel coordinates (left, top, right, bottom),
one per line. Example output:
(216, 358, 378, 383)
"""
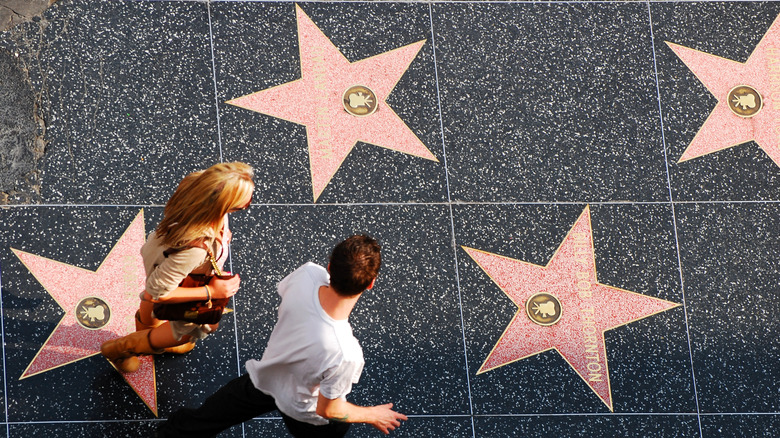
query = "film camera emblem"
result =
(343, 85, 378, 117)
(728, 85, 762, 118)
(525, 292, 563, 326)
(75, 297, 111, 330)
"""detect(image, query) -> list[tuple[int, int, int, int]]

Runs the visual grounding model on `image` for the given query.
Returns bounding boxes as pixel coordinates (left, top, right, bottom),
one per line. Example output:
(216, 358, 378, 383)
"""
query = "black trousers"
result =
(156, 374, 351, 438)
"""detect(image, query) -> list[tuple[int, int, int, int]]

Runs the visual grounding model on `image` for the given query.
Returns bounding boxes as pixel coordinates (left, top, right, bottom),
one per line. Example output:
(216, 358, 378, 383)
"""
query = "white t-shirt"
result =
(246, 263, 365, 425)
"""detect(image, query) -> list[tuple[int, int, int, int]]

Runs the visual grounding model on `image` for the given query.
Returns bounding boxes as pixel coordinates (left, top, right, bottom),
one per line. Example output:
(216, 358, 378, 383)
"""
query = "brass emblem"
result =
(728, 85, 762, 118)
(343, 85, 377, 117)
(75, 297, 110, 330)
(525, 293, 562, 326)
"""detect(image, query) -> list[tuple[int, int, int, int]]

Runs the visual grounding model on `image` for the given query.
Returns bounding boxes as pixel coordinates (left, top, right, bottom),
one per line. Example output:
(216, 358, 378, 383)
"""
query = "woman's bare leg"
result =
(148, 322, 220, 349)
(138, 300, 161, 328)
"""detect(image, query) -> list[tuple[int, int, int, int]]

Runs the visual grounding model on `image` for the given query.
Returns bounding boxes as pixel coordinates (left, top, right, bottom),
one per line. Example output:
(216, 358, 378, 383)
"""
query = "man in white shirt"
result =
(156, 235, 407, 437)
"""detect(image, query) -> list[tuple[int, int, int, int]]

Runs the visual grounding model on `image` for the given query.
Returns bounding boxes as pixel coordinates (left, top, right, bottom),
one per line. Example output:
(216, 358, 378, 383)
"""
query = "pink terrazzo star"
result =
(227, 4, 439, 202)
(667, 13, 780, 166)
(462, 206, 679, 411)
(12, 211, 157, 415)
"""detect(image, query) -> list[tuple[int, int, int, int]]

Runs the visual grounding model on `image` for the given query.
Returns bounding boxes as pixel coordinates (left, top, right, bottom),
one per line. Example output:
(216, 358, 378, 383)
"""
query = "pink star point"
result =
(12, 210, 158, 415)
(464, 207, 679, 410)
(667, 13, 780, 166)
(227, 4, 438, 201)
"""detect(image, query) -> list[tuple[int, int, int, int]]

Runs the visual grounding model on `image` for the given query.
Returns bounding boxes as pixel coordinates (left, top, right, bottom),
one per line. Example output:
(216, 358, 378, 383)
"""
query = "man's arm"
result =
(315, 393, 407, 435)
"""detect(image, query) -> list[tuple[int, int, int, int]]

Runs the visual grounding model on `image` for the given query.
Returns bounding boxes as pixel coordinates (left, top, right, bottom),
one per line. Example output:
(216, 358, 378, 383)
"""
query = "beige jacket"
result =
(140, 231, 226, 300)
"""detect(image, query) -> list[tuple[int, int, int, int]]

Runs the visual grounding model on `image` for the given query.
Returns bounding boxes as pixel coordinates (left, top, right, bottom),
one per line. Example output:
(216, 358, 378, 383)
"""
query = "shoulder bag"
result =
(152, 243, 233, 325)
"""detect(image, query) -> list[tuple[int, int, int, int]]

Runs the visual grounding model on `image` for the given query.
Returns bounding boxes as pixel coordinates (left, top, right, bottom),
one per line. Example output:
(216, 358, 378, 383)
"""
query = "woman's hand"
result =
(208, 274, 241, 299)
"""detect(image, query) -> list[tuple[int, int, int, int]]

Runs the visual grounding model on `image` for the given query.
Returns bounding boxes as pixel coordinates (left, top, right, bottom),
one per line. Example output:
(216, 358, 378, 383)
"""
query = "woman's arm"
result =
(145, 244, 239, 302)
(144, 286, 209, 303)
(145, 275, 240, 303)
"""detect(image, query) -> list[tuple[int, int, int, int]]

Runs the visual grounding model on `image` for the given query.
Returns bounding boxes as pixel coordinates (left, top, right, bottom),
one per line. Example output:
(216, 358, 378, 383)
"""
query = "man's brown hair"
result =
(329, 235, 381, 296)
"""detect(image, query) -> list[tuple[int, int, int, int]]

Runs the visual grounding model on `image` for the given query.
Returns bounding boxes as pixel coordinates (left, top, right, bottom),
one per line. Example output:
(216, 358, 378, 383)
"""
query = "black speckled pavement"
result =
(0, 2, 778, 437)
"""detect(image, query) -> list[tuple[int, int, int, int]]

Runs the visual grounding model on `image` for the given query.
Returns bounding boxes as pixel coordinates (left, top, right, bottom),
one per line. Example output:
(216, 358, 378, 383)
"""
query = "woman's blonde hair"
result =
(157, 162, 254, 248)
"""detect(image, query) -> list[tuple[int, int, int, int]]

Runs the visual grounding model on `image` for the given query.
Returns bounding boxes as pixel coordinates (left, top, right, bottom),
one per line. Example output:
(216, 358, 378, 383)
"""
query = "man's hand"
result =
(367, 403, 407, 434)
(316, 394, 407, 434)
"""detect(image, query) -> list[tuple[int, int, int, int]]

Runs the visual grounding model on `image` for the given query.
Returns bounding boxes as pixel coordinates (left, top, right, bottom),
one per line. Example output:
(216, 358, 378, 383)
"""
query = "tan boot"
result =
(164, 341, 196, 355)
(100, 329, 163, 373)
(135, 311, 196, 355)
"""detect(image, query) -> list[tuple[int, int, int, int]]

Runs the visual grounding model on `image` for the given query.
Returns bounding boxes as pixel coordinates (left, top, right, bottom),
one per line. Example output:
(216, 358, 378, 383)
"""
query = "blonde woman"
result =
(101, 162, 255, 373)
